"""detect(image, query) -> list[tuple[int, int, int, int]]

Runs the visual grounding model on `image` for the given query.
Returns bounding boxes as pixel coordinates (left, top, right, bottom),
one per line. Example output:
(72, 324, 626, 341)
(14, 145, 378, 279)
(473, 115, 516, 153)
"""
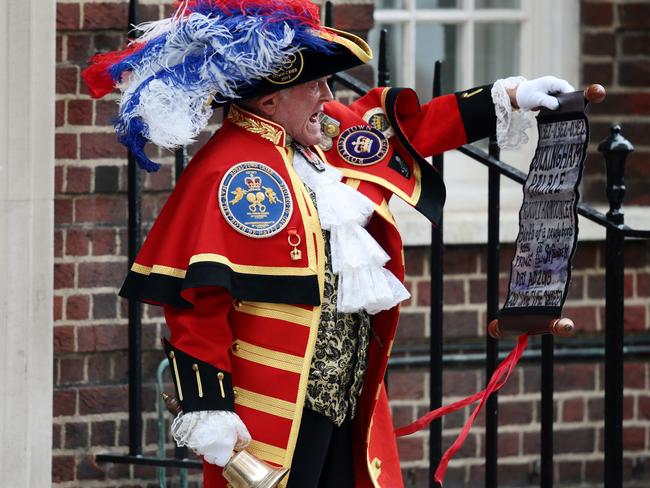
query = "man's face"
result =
(271, 77, 334, 146)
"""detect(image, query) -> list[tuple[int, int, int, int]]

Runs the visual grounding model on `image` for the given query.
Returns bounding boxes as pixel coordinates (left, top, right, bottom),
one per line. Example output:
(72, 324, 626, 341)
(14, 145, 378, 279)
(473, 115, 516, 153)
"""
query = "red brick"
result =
(58, 357, 85, 384)
(558, 461, 582, 483)
(76, 453, 107, 480)
(566, 275, 584, 300)
(622, 32, 650, 56)
(67, 99, 93, 125)
(582, 32, 615, 57)
(585, 460, 604, 483)
(499, 400, 534, 425)
(79, 385, 128, 414)
(80, 132, 126, 159)
(55, 198, 73, 224)
(143, 165, 173, 191)
(554, 428, 595, 453)
(582, 62, 613, 86)
(55, 133, 77, 159)
(91, 228, 118, 255)
(581, 2, 613, 26)
(78, 324, 128, 352)
(395, 312, 425, 340)
(52, 423, 61, 449)
(388, 371, 425, 400)
(52, 455, 75, 483)
(562, 398, 584, 422)
(56, 34, 63, 62)
(64, 422, 89, 449)
(66, 33, 92, 63)
(65, 228, 89, 256)
(53, 325, 75, 353)
(555, 363, 596, 392)
(53, 295, 63, 321)
(443, 369, 478, 398)
(55, 100, 65, 128)
(619, 61, 650, 88)
(639, 395, 650, 420)
(563, 305, 598, 332)
(53, 389, 76, 416)
(618, 3, 650, 29)
(497, 431, 519, 457)
(589, 93, 650, 116)
(444, 310, 479, 337)
(623, 305, 646, 331)
(623, 426, 645, 451)
(91, 420, 116, 446)
(66, 166, 93, 193)
(56, 65, 78, 94)
(397, 436, 423, 462)
(446, 247, 479, 274)
(54, 262, 75, 289)
(572, 243, 599, 270)
(54, 228, 63, 257)
(639, 273, 650, 297)
(624, 363, 646, 389)
(78, 261, 125, 288)
(66, 294, 90, 320)
(442, 432, 477, 459)
(74, 196, 127, 224)
(333, 4, 374, 32)
(56, 3, 80, 31)
(391, 405, 414, 428)
(83, 2, 129, 30)
(95, 100, 118, 126)
(587, 274, 604, 299)
(88, 353, 113, 383)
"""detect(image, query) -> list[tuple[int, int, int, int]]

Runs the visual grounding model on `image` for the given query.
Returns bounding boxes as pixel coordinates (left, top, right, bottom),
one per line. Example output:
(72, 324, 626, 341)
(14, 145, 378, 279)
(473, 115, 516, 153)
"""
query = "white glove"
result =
(515, 76, 575, 110)
(171, 410, 252, 466)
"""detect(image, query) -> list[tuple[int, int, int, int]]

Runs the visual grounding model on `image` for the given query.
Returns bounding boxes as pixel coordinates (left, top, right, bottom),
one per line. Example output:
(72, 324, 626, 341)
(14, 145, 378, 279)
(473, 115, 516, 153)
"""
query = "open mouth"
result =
(309, 112, 320, 123)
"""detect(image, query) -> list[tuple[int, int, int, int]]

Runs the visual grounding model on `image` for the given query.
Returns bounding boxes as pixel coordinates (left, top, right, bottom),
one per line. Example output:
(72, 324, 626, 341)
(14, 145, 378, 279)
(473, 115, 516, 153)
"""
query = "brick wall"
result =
(53, 1, 650, 487)
(393, 241, 650, 487)
(580, 0, 650, 206)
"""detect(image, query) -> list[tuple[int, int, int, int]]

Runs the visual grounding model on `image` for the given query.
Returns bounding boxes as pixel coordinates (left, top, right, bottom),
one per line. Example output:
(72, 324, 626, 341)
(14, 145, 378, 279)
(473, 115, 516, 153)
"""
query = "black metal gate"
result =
(96, 2, 650, 486)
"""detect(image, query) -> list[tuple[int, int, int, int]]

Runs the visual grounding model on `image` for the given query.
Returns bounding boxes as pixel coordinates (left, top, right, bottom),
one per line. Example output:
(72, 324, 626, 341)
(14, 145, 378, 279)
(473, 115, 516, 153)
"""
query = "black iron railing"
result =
(95, 2, 650, 487)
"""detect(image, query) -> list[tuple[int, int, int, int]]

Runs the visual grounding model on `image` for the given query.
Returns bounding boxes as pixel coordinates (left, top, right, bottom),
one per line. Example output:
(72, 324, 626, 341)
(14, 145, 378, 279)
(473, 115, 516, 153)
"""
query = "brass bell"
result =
(223, 449, 290, 488)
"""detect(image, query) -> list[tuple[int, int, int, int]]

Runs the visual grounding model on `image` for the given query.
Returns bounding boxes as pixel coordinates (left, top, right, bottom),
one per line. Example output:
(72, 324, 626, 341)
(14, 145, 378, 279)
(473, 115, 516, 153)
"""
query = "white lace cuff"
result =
(491, 76, 534, 150)
(171, 410, 251, 466)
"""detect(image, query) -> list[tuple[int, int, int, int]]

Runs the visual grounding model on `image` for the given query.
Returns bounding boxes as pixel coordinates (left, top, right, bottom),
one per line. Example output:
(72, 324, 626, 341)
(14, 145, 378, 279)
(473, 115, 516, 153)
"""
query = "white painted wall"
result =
(0, 1, 55, 486)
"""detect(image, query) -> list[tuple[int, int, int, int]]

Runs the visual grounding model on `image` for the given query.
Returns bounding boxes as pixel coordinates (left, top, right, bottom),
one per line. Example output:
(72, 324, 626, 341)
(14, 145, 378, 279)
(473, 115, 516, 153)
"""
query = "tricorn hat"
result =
(82, 0, 372, 171)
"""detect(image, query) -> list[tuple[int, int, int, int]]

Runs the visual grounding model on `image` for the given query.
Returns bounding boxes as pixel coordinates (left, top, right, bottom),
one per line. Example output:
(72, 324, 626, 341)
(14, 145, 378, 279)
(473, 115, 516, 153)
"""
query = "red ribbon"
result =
(394, 333, 529, 485)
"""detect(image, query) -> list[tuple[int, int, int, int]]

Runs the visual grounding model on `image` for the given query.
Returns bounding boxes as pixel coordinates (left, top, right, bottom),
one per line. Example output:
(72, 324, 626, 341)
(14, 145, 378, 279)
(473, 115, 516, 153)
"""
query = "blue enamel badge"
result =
(219, 162, 293, 238)
(337, 125, 389, 166)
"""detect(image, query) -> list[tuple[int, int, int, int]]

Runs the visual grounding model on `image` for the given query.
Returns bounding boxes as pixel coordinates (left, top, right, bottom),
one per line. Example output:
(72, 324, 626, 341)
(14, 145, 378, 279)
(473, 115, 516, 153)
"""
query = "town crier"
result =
(82, 1, 574, 486)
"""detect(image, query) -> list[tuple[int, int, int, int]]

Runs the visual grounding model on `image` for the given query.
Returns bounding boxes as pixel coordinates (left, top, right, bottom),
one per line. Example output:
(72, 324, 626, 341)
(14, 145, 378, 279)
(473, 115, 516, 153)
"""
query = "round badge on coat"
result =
(337, 125, 389, 166)
(219, 162, 293, 238)
(362, 107, 395, 139)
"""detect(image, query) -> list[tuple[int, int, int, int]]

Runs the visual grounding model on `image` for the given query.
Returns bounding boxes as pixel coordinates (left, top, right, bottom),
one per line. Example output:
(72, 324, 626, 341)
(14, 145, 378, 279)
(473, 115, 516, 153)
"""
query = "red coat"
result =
(120, 86, 496, 487)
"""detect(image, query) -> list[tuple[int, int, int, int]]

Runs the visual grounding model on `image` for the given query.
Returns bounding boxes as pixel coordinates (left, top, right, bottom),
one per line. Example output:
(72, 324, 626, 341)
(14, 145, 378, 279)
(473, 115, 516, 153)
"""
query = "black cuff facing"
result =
(162, 338, 235, 413)
(455, 84, 497, 143)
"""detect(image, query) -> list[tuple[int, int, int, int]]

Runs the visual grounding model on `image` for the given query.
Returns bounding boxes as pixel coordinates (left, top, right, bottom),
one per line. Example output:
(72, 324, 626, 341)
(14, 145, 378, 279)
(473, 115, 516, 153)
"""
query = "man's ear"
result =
(255, 92, 281, 117)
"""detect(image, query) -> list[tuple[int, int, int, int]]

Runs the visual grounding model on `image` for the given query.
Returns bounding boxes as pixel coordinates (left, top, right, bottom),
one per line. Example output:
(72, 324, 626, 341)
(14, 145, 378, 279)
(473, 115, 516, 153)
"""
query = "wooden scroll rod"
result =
(488, 317, 575, 339)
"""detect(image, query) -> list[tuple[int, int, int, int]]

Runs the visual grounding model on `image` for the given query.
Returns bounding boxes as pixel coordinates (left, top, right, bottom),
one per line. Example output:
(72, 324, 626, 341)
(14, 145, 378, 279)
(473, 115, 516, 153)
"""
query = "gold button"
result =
(169, 351, 175, 359)
(232, 342, 240, 352)
(217, 372, 225, 380)
(234, 299, 242, 307)
(233, 388, 238, 398)
(324, 123, 339, 138)
(192, 363, 198, 372)
(374, 459, 382, 469)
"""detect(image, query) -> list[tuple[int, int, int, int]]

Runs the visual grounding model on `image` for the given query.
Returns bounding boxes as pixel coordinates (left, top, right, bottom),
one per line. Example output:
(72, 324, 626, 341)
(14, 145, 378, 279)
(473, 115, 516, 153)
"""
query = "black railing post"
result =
(430, 60, 444, 488)
(485, 135, 500, 488)
(540, 335, 554, 487)
(378, 29, 390, 88)
(126, 0, 143, 457)
(599, 125, 634, 488)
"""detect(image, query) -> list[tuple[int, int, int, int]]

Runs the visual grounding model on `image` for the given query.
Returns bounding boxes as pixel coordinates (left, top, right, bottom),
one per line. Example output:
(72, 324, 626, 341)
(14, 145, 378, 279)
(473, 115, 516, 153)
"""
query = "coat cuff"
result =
(455, 84, 497, 143)
(163, 338, 236, 413)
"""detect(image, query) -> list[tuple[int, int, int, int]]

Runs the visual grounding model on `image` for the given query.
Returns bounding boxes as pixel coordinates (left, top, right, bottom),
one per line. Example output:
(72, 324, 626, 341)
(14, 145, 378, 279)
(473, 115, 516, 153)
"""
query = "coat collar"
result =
(228, 104, 291, 147)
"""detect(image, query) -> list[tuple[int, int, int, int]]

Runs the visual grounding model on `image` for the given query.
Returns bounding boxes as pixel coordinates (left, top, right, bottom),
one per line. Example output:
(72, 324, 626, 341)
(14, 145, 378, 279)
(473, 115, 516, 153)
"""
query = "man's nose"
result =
(320, 79, 334, 102)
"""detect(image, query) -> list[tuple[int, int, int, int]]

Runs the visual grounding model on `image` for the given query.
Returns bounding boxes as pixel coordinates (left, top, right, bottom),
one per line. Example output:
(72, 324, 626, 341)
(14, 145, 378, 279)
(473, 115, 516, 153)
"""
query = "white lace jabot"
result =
(292, 151, 410, 315)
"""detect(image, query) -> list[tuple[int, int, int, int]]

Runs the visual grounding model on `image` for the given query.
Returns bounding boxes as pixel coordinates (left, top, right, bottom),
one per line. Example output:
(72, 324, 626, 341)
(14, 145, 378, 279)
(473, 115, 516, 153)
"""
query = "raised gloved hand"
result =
(514, 76, 575, 110)
(171, 410, 252, 466)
